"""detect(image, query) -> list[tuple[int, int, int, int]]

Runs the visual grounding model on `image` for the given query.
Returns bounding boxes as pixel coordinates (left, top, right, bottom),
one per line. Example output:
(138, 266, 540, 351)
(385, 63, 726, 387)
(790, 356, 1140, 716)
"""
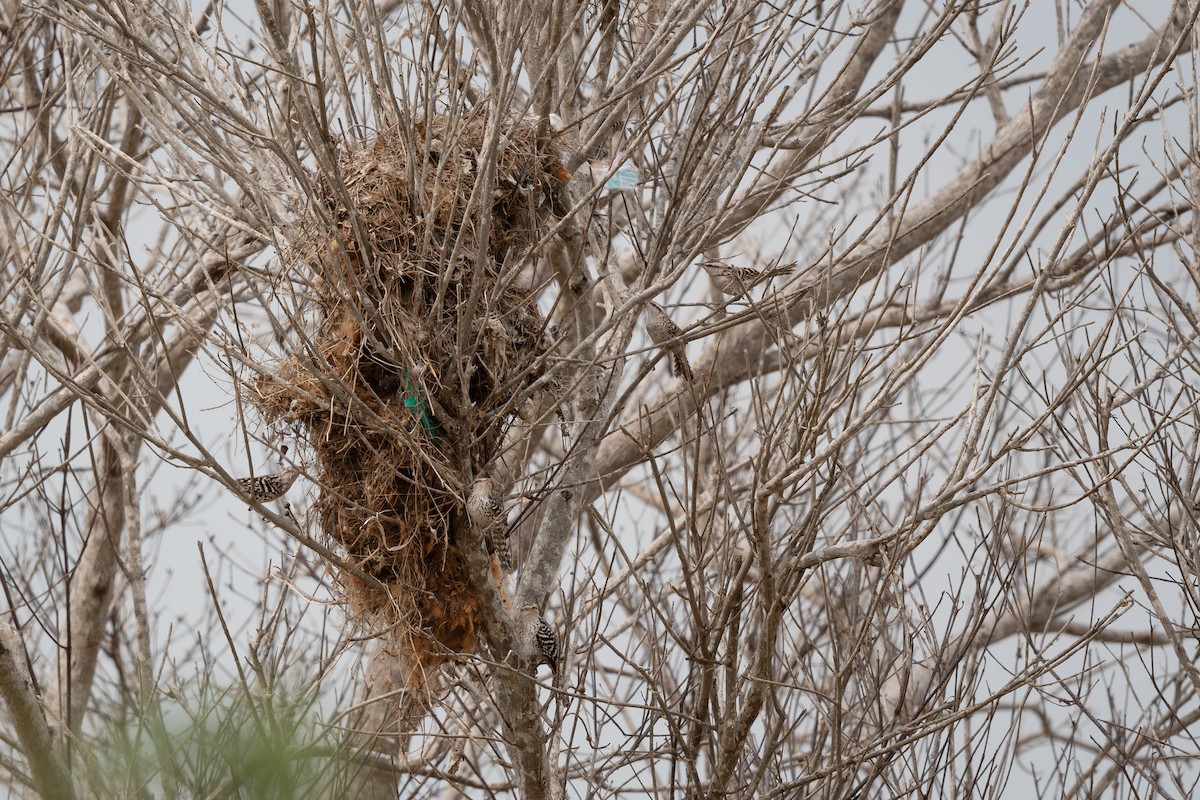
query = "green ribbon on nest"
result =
(402, 370, 438, 440)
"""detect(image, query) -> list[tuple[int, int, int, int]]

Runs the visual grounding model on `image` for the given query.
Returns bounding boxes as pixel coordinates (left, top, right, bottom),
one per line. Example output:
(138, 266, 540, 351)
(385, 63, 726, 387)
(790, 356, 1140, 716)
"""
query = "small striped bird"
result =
(236, 465, 301, 503)
(467, 477, 513, 572)
(645, 302, 693, 381)
(701, 260, 794, 297)
(518, 603, 559, 673)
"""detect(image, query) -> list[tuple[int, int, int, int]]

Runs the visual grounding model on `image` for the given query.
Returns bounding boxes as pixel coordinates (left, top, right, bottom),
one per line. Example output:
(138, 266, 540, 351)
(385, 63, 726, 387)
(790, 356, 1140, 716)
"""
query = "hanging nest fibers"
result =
(251, 113, 572, 674)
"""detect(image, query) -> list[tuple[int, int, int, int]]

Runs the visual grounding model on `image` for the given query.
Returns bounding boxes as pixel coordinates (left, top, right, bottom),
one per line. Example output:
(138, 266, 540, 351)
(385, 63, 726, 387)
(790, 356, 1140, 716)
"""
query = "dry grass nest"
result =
(251, 113, 573, 670)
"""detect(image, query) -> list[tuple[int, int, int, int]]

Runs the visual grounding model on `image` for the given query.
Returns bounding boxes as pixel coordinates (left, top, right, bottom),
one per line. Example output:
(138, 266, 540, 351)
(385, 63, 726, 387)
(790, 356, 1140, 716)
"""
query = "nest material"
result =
(251, 113, 571, 669)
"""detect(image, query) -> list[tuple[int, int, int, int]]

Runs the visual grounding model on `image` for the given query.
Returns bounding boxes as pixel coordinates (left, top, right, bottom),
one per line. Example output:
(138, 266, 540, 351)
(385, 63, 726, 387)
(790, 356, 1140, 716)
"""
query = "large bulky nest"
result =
(251, 113, 571, 673)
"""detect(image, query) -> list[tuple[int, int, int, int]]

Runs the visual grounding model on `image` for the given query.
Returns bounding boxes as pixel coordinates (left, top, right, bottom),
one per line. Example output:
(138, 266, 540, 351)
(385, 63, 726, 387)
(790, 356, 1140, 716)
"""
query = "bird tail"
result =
(672, 353, 694, 381)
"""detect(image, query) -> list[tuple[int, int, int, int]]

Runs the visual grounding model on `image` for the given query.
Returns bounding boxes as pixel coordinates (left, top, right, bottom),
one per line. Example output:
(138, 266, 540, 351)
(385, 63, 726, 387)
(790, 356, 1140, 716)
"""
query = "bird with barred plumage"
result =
(236, 465, 302, 503)
(645, 301, 693, 381)
(467, 477, 513, 573)
(518, 603, 559, 673)
(701, 260, 794, 297)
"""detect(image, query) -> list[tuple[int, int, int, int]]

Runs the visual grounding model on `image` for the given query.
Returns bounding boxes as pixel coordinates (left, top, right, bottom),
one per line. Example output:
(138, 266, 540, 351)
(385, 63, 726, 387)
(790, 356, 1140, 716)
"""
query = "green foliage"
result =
(83, 684, 353, 800)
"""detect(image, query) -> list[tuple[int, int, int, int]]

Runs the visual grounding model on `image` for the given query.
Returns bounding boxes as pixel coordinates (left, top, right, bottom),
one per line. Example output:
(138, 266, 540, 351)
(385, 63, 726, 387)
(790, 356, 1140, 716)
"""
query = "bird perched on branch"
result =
(518, 603, 559, 673)
(236, 465, 301, 503)
(467, 477, 513, 573)
(645, 302, 693, 381)
(701, 260, 794, 297)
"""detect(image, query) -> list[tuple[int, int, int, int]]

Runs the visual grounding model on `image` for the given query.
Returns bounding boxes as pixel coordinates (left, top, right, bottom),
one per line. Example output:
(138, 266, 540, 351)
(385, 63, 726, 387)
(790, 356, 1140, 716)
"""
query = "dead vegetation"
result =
(250, 112, 573, 676)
